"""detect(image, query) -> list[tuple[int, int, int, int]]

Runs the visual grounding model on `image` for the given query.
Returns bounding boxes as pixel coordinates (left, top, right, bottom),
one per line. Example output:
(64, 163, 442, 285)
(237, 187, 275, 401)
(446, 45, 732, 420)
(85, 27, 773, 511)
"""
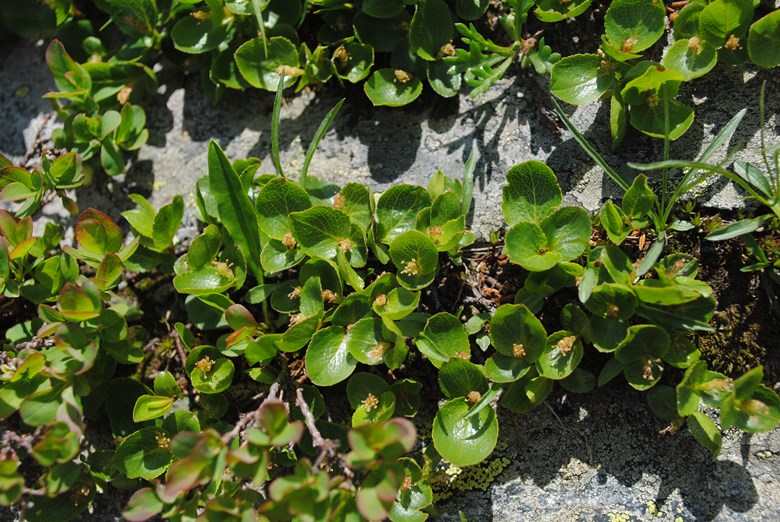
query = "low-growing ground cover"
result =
(1, 1, 779, 521)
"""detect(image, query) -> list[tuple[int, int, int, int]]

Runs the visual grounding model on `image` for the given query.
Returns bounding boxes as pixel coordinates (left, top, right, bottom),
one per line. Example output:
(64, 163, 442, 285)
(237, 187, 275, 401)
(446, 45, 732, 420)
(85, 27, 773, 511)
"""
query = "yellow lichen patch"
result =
(607, 514, 632, 522)
(430, 456, 512, 503)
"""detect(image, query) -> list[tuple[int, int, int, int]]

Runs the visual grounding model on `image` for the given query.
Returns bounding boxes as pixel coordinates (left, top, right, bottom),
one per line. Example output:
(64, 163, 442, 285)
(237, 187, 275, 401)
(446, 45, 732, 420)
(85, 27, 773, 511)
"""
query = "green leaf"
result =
(190, 357, 235, 394)
(207, 141, 262, 281)
(171, 15, 230, 54)
(377, 185, 432, 243)
(409, 0, 453, 61)
(610, 94, 628, 148)
(356, 462, 404, 520)
(427, 59, 462, 98)
(505, 222, 559, 272)
(698, 0, 753, 47)
(345, 317, 395, 366)
(335, 42, 375, 83)
(432, 398, 498, 467)
(600, 201, 629, 245)
(438, 359, 488, 399)
(542, 206, 592, 260)
(114, 427, 173, 480)
(133, 395, 174, 422)
(257, 177, 312, 240)
(235, 36, 300, 91)
(354, 10, 412, 52)
(123, 488, 164, 522)
(687, 411, 722, 456)
(662, 38, 717, 81)
(261, 239, 305, 273)
(364, 68, 423, 107)
(604, 0, 666, 53)
(550, 54, 615, 105)
(721, 385, 780, 433)
(58, 283, 101, 322)
(748, 11, 780, 68)
(46, 39, 90, 94)
(629, 100, 695, 140)
(559, 368, 596, 393)
(622, 174, 656, 218)
(361, 0, 406, 18)
(500, 375, 554, 413)
(484, 354, 533, 383)
(489, 304, 547, 361)
(389, 231, 439, 290)
(289, 206, 352, 260)
(154, 371, 183, 398)
(535, 0, 592, 22)
(502, 161, 562, 226)
(615, 325, 670, 363)
(75, 208, 123, 255)
(536, 331, 583, 380)
(306, 326, 358, 386)
(706, 215, 769, 241)
(584, 283, 637, 320)
(416, 312, 470, 368)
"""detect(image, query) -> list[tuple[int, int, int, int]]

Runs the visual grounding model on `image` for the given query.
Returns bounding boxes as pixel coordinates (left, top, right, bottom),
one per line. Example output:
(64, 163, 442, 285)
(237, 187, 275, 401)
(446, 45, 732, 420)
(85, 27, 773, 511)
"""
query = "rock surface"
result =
(1, 38, 779, 522)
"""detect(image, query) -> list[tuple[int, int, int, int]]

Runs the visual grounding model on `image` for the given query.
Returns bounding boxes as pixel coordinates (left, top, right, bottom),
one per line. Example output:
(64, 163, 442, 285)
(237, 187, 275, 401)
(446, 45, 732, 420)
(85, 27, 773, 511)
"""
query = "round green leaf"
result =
(536, 331, 583, 380)
(409, 0, 453, 61)
(698, 0, 753, 47)
(484, 354, 533, 383)
(427, 60, 461, 98)
(171, 16, 229, 54)
(235, 36, 300, 91)
(432, 398, 498, 467)
(376, 184, 432, 243)
(506, 222, 561, 272)
(190, 357, 234, 394)
(584, 283, 637, 320)
(550, 54, 616, 105)
(629, 100, 695, 140)
(535, 0, 592, 22)
(604, 0, 666, 53)
(132, 395, 174, 422)
(346, 317, 395, 366)
(305, 326, 358, 386)
(114, 427, 173, 480)
(438, 359, 488, 399)
(489, 304, 547, 361)
(500, 375, 554, 413)
(673, 3, 704, 40)
(615, 324, 670, 363)
(389, 230, 438, 290)
(502, 160, 562, 226)
(364, 68, 423, 107)
(362, 0, 405, 18)
(541, 206, 592, 262)
(257, 177, 312, 240)
(748, 11, 780, 68)
(559, 368, 596, 393)
(416, 312, 470, 367)
(289, 206, 352, 260)
(261, 239, 305, 274)
(687, 411, 722, 456)
(590, 317, 629, 352)
(662, 38, 717, 80)
(354, 10, 411, 52)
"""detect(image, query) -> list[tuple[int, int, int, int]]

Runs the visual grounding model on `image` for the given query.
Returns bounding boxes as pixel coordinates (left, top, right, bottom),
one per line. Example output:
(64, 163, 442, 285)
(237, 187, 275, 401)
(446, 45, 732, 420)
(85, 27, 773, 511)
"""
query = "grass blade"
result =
(462, 145, 477, 218)
(272, 75, 285, 178)
(300, 98, 345, 188)
(551, 98, 629, 191)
